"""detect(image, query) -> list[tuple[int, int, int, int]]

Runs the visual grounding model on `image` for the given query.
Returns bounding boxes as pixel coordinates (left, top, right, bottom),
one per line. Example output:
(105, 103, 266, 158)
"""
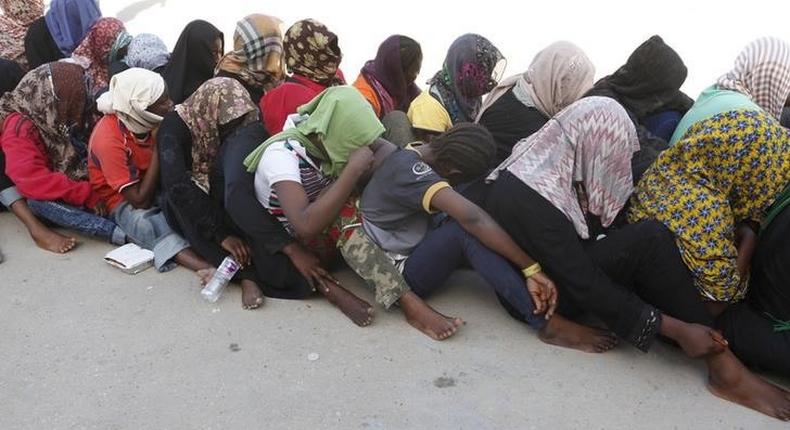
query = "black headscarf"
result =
(586, 35, 693, 119)
(164, 20, 224, 104)
(0, 58, 25, 95)
(24, 16, 64, 70)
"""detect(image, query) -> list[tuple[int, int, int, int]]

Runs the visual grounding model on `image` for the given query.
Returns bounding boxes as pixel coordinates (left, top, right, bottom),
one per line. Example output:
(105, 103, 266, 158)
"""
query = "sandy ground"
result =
(0, 212, 787, 429)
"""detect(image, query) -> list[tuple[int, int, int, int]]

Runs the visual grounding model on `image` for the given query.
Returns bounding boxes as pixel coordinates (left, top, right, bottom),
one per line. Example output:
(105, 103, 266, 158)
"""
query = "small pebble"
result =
(229, 343, 241, 352)
(308, 352, 320, 361)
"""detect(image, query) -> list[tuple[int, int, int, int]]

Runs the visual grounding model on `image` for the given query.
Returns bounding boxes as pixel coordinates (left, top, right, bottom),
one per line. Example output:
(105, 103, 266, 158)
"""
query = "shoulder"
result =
(89, 115, 126, 151)
(407, 91, 452, 133)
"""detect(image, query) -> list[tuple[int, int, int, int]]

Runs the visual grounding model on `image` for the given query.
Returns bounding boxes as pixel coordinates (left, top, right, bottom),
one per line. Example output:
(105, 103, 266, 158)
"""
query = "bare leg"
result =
(399, 290, 463, 341)
(174, 248, 213, 272)
(661, 314, 790, 420)
(9, 199, 76, 253)
(315, 279, 374, 327)
(538, 315, 619, 353)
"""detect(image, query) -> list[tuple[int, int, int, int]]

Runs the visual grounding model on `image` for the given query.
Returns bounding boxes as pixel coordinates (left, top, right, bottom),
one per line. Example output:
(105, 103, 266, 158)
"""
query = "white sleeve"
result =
(253, 141, 302, 207)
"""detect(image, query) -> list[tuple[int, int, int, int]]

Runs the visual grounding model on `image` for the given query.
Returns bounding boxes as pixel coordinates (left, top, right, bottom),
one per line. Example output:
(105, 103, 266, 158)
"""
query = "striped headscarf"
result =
(488, 97, 639, 239)
(216, 14, 284, 91)
(717, 37, 790, 119)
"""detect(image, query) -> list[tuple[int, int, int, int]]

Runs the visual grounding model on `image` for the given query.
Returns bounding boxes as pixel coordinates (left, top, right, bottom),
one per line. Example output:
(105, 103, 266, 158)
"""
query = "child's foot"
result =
(538, 315, 618, 353)
(30, 226, 77, 254)
(318, 280, 374, 327)
(672, 322, 728, 358)
(707, 349, 790, 421)
(241, 279, 264, 310)
(400, 291, 463, 341)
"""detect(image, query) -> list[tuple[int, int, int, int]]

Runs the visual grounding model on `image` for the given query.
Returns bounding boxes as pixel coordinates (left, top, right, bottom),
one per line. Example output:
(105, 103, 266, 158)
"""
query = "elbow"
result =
(291, 222, 322, 242)
(456, 206, 487, 230)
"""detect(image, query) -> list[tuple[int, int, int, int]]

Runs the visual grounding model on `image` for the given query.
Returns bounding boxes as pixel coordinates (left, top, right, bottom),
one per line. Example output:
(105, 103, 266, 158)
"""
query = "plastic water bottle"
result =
(200, 257, 241, 303)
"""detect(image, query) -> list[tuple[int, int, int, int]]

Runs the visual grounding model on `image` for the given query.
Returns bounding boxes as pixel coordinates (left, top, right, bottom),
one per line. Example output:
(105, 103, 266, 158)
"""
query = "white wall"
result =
(97, 0, 790, 98)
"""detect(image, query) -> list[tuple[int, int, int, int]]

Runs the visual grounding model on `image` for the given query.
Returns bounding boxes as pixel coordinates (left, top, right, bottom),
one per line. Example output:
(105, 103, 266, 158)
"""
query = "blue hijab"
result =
(44, 0, 102, 55)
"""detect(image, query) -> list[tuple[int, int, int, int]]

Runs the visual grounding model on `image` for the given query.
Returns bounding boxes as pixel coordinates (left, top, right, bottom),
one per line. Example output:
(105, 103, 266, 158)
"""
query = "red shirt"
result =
(1, 113, 97, 208)
(88, 114, 154, 212)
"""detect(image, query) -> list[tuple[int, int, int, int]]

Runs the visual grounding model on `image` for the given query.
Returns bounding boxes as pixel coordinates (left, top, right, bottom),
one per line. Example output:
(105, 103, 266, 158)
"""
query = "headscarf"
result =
(216, 14, 284, 91)
(478, 41, 594, 121)
(44, 0, 102, 56)
(0, 0, 44, 68)
(0, 58, 24, 95)
(96, 68, 165, 134)
(489, 97, 639, 239)
(282, 19, 343, 85)
(428, 33, 504, 123)
(0, 62, 90, 179)
(176, 77, 257, 191)
(71, 17, 131, 96)
(360, 35, 422, 114)
(125, 33, 170, 71)
(629, 109, 790, 302)
(587, 35, 694, 120)
(245, 86, 385, 178)
(164, 20, 223, 104)
(24, 17, 65, 69)
(717, 37, 790, 119)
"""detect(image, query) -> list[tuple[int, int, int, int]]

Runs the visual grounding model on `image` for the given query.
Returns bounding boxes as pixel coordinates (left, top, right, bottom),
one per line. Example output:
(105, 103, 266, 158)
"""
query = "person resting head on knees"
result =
(215, 14, 285, 105)
(244, 86, 392, 327)
(164, 19, 224, 105)
(485, 96, 790, 420)
(671, 36, 790, 145)
(477, 41, 594, 166)
(343, 122, 612, 345)
(157, 77, 266, 310)
(89, 67, 215, 275)
(0, 62, 126, 253)
(407, 33, 504, 142)
(585, 35, 694, 181)
(261, 18, 344, 135)
(70, 17, 132, 97)
(110, 33, 170, 78)
(354, 34, 423, 119)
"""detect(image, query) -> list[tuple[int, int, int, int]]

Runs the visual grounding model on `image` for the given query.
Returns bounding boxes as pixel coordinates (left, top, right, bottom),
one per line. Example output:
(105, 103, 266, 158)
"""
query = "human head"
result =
(427, 122, 495, 185)
(97, 67, 171, 134)
(283, 18, 342, 85)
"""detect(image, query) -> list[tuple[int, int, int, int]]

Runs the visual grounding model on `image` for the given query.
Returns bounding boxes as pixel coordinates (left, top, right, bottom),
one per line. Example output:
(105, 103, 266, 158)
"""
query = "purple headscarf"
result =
(360, 35, 422, 113)
(45, 0, 102, 55)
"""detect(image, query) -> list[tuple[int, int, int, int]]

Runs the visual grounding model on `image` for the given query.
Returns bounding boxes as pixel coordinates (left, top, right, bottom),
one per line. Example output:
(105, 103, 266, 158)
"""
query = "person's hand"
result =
(346, 146, 374, 177)
(220, 235, 251, 267)
(283, 242, 339, 292)
(526, 271, 558, 319)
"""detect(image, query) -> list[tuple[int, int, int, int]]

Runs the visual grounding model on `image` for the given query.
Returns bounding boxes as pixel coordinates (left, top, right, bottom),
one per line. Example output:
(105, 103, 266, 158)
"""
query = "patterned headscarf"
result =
(72, 18, 131, 96)
(283, 19, 343, 85)
(0, 62, 90, 180)
(428, 34, 504, 123)
(489, 97, 639, 239)
(0, 0, 45, 68)
(175, 77, 257, 191)
(216, 14, 284, 91)
(125, 33, 170, 71)
(478, 41, 594, 121)
(717, 37, 790, 119)
(97, 68, 166, 134)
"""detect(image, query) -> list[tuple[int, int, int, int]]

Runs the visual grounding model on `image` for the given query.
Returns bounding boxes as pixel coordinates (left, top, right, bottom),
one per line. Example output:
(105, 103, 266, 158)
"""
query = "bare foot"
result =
(316, 279, 374, 327)
(538, 315, 618, 353)
(399, 291, 463, 341)
(672, 322, 728, 358)
(30, 225, 77, 254)
(707, 349, 790, 421)
(241, 279, 264, 310)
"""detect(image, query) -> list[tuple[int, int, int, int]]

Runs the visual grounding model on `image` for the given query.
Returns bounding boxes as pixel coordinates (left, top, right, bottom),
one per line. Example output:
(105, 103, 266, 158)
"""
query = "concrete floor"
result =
(0, 212, 786, 429)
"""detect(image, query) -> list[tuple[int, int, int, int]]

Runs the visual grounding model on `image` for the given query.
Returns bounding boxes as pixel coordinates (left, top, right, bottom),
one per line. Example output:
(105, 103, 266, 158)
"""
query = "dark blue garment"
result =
(27, 199, 125, 244)
(643, 110, 683, 142)
(403, 219, 545, 329)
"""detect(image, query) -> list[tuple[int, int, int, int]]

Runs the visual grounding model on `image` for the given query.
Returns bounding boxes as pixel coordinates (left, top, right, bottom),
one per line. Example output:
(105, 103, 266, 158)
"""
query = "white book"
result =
(104, 244, 155, 275)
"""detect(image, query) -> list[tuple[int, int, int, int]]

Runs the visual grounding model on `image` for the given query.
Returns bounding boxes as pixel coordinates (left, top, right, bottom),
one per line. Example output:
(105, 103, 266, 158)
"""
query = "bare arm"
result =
(121, 146, 160, 209)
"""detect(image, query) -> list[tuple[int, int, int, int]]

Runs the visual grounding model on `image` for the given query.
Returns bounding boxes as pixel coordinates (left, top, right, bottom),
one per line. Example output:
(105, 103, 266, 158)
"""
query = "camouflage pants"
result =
(339, 226, 410, 309)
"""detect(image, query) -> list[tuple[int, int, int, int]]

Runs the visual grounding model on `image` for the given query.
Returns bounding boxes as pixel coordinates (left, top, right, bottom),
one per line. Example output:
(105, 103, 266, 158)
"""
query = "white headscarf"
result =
(97, 67, 165, 133)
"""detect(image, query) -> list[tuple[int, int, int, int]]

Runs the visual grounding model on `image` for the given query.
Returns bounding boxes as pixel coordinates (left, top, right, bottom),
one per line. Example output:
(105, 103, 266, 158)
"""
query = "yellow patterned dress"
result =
(629, 109, 790, 302)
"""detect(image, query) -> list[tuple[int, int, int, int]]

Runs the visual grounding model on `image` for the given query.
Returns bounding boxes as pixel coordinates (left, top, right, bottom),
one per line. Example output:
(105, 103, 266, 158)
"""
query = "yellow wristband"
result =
(522, 263, 542, 278)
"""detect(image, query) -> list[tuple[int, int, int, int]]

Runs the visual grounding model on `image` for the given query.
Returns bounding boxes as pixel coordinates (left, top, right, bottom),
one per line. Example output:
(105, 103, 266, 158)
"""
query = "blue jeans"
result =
(403, 219, 545, 329)
(111, 201, 189, 271)
(27, 199, 126, 245)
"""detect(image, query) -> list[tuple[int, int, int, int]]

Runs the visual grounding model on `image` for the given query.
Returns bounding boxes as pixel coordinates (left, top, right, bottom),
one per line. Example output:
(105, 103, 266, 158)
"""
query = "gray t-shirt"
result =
(360, 147, 450, 255)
